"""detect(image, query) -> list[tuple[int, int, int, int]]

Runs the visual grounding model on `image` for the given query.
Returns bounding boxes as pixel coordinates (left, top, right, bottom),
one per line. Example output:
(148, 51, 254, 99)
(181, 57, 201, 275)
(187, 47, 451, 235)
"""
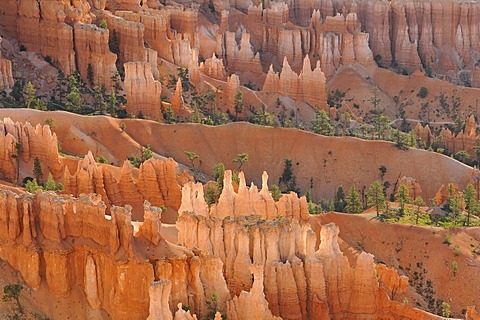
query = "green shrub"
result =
(417, 87, 428, 99)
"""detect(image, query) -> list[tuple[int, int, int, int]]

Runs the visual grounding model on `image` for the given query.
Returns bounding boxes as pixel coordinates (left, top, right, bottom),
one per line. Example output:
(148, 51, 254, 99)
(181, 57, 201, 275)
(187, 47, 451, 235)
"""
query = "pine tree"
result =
(233, 153, 249, 171)
(234, 90, 244, 120)
(44, 173, 57, 191)
(334, 186, 346, 212)
(191, 106, 201, 123)
(312, 110, 333, 136)
(24, 82, 36, 109)
(279, 158, 299, 194)
(109, 29, 120, 54)
(413, 196, 425, 225)
(33, 157, 43, 184)
(109, 88, 118, 116)
(367, 181, 385, 216)
(184, 151, 200, 169)
(26, 179, 42, 193)
(463, 182, 477, 226)
(87, 64, 95, 86)
(213, 163, 225, 189)
(395, 184, 410, 216)
(345, 185, 363, 213)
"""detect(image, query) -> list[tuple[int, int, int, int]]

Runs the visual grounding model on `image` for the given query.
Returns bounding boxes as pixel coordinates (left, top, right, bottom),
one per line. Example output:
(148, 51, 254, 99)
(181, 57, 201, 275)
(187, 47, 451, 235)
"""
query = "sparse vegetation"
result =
(184, 151, 200, 169)
(278, 158, 299, 195)
(3, 284, 24, 317)
(345, 185, 363, 214)
(417, 87, 428, 99)
(128, 145, 153, 168)
(232, 153, 249, 171)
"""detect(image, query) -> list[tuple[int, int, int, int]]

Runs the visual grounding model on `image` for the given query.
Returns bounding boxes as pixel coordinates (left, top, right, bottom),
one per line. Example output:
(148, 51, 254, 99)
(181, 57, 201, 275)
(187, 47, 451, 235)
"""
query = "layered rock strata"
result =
(263, 56, 327, 109)
(124, 61, 162, 119)
(73, 23, 118, 89)
(177, 170, 446, 319)
(63, 153, 189, 215)
(0, 118, 62, 182)
(438, 115, 479, 157)
(0, 36, 14, 91)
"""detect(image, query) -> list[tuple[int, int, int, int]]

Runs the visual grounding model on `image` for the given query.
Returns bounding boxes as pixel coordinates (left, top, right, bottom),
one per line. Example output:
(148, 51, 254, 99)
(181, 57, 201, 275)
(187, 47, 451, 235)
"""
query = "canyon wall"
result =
(438, 115, 479, 157)
(0, 36, 14, 91)
(263, 56, 327, 109)
(0, 118, 192, 221)
(0, 169, 448, 319)
(124, 61, 163, 119)
(175, 170, 444, 319)
(73, 23, 118, 89)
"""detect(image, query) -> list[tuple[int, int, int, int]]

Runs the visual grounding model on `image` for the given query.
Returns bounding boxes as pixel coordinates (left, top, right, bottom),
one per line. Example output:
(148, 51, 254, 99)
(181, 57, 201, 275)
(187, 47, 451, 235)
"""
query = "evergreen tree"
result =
(395, 184, 410, 216)
(463, 182, 478, 226)
(367, 181, 385, 216)
(252, 106, 275, 126)
(184, 151, 200, 169)
(99, 19, 108, 29)
(205, 185, 216, 205)
(33, 157, 43, 184)
(345, 185, 363, 213)
(44, 173, 57, 191)
(449, 193, 462, 226)
(163, 106, 177, 124)
(109, 88, 118, 116)
(413, 196, 426, 225)
(234, 90, 244, 120)
(312, 110, 333, 136)
(279, 158, 299, 194)
(10, 80, 24, 102)
(270, 184, 281, 201)
(65, 75, 82, 112)
(87, 64, 95, 86)
(24, 82, 36, 109)
(233, 153, 249, 171)
(213, 163, 225, 189)
(26, 179, 42, 193)
(334, 186, 346, 212)
(127, 145, 153, 168)
(190, 106, 201, 123)
(109, 29, 120, 54)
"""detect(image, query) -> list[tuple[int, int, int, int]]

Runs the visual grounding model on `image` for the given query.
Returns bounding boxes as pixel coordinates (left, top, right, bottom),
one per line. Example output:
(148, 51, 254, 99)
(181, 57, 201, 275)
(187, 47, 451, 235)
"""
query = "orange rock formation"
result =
(124, 62, 162, 119)
(176, 170, 447, 319)
(73, 23, 118, 89)
(0, 167, 451, 319)
(439, 115, 479, 156)
(0, 36, 14, 91)
(263, 56, 327, 109)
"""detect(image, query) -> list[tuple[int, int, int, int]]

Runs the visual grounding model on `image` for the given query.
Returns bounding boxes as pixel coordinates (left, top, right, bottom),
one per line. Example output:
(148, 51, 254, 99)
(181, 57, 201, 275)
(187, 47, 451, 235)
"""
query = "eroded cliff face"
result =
(335, 0, 480, 82)
(263, 56, 327, 109)
(0, 118, 191, 221)
(124, 61, 162, 119)
(63, 152, 191, 219)
(0, 180, 444, 320)
(0, 36, 14, 91)
(176, 170, 444, 320)
(0, 117, 62, 182)
(438, 115, 479, 157)
(73, 23, 118, 89)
